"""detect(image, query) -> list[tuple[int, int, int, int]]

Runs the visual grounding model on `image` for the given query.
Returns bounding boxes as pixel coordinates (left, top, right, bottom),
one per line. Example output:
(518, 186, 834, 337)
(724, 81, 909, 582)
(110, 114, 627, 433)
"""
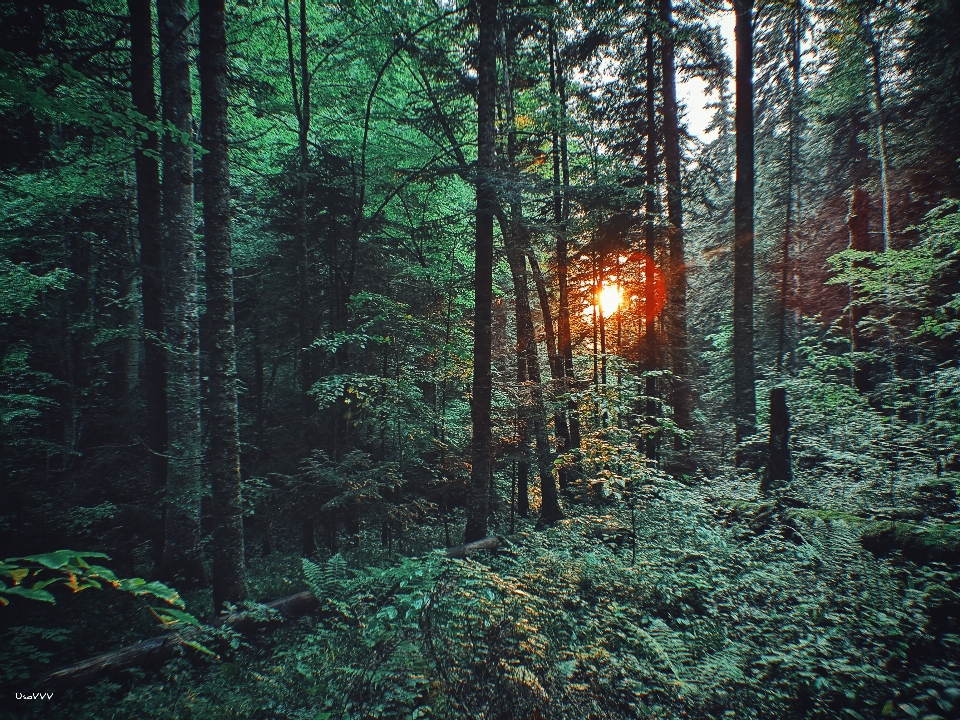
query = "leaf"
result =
(86, 565, 119, 585)
(1, 585, 56, 603)
(21, 550, 76, 569)
(901, 704, 921, 718)
(118, 578, 183, 606)
(844, 710, 866, 720)
(7, 568, 28, 585)
(883, 700, 896, 718)
(153, 608, 201, 627)
(181, 639, 218, 658)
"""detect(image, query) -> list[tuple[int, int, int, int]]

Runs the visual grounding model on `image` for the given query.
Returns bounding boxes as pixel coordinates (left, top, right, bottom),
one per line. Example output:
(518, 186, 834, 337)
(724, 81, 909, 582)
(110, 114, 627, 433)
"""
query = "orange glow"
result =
(598, 283, 622, 318)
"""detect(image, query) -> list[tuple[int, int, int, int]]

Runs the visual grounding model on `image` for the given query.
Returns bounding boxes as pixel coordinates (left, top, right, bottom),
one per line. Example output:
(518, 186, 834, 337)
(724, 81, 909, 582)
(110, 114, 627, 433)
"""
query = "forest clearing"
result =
(1, 0, 959, 718)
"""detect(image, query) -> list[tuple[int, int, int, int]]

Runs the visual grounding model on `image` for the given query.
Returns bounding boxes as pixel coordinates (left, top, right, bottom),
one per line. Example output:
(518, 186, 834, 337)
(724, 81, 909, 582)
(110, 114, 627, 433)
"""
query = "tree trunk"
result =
(127, 0, 168, 560)
(199, 0, 247, 609)
(659, 0, 692, 443)
(762, 387, 791, 493)
(283, 0, 314, 444)
(464, 0, 498, 543)
(550, 19, 580, 451)
(499, 29, 563, 523)
(156, 0, 205, 586)
(777, 1, 802, 373)
(733, 0, 757, 447)
(863, 10, 890, 252)
(643, 22, 660, 461)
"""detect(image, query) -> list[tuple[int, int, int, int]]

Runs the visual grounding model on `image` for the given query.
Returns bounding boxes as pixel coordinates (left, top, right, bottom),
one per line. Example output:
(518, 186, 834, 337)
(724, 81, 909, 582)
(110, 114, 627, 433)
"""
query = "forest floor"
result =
(6, 465, 959, 720)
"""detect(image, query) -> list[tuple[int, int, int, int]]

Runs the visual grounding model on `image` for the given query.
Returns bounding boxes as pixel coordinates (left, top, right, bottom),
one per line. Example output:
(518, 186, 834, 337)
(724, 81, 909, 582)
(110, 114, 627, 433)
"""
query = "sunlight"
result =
(598, 283, 622, 318)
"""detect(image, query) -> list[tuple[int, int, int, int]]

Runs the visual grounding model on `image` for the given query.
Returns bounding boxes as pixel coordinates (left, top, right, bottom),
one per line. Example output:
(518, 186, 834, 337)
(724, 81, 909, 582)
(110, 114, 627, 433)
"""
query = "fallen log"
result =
(34, 537, 500, 692)
(33, 590, 319, 692)
(445, 536, 500, 559)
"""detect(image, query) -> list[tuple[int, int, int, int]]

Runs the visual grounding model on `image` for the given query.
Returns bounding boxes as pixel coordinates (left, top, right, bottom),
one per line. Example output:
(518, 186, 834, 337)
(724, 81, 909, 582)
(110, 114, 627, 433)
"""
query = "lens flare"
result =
(598, 283, 622, 318)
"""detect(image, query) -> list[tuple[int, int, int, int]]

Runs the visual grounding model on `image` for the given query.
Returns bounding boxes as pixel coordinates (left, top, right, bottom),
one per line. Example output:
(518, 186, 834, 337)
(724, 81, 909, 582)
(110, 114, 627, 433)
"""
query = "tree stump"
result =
(763, 387, 791, 492)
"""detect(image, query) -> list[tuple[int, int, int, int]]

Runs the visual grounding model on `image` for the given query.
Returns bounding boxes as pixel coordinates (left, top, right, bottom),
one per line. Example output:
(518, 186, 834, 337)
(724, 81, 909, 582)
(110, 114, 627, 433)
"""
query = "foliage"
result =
(0, 550, 183, 608)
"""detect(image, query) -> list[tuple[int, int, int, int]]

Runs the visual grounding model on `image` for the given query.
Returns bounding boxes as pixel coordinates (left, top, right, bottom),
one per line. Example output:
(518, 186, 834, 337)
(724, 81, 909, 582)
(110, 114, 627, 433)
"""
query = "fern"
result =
(302, 553, 348, 600)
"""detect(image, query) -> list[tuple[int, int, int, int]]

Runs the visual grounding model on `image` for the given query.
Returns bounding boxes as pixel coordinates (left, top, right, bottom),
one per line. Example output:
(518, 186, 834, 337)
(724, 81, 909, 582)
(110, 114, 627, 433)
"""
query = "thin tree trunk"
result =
(777, 1, 802, 373)
(550, 18, 580, 450)
(284, 0, 313, 436)
(157, 0, 205, 585)
(659, 0, 691, 443)
(528, 251, 572, 474)
(501, 26, 562, 525)
(199, 0, 247, 609)
(863, 10, 890, 252)
(733, 0, 757, 446)
(464, 0, 498, 543)
(128, 0, 168, 560)
(644, 21, 659, 460)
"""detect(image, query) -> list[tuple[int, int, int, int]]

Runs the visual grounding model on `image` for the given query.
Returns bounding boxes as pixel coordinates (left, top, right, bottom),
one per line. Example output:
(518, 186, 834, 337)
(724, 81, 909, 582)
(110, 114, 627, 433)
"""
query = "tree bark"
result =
(464, 0, 498, 543)
(643, 21, 660, 461)
(863, 9, 890, 252)
(156, 0, 205, 586)
(499, 23, 560, 525)
(127, 0, 168, 559)
(284, 0, 314, 439)
(659, 0, 692, 443)
(777, 1, 802, 373)
(762, 387, 791, 493)
(550, 19, 580, 452)
(199, 0, 247, 609)
(733, 0, 757, 447)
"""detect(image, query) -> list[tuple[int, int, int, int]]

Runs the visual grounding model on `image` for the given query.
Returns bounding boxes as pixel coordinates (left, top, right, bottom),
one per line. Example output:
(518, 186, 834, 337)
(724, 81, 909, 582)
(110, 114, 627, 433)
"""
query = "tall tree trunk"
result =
(199, 0, 247, 609)
(777, 1, 802, 373)
(464, 0, 498, 543)
(501, 23, 562, 525)
(500, 25, 530, 518)
(550, 18, 580, 451)
(156, 0, 205, 586)
(284, 0, 314, 444)
(733, 0, 757, 446)
(659, 0, 691, 443)
(643, 21, 660, 461)
(863, 9, 890, 252)
(528, 251, 572, 473)
(128, 0, 168, 560)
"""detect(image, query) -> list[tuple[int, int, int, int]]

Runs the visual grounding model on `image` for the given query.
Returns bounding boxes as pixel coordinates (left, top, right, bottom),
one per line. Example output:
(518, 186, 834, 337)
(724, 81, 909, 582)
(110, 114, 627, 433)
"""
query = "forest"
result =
(1, 0, 959, 717)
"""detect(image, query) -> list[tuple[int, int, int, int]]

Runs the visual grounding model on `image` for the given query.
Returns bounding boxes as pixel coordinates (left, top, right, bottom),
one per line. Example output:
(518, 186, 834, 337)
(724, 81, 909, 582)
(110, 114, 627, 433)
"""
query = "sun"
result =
(598, 283, 622, 318)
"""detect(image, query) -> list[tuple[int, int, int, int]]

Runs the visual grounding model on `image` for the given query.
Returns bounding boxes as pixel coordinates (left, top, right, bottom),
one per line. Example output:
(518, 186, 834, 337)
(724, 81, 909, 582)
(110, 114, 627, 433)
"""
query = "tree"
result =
(464, 0, 498, 543)
(659, 0, 690, 442)
(198, 0, 247, 608)
(127, 0, 167, 557)
(156, 0, 205, 585)
(500, 17, 563, 526)
(733, 0, 757, 445)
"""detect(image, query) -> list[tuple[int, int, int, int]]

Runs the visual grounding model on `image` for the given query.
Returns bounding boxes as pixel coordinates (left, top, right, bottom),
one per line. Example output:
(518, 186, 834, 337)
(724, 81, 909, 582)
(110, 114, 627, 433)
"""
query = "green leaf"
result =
(1, 585, 56, 603)
(181, 639, 218, 658)
(901, 704, 921, 718)
(86, 565, 119, 584)
(20, 550, 77, 569)
(154, 608, 200, 626)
